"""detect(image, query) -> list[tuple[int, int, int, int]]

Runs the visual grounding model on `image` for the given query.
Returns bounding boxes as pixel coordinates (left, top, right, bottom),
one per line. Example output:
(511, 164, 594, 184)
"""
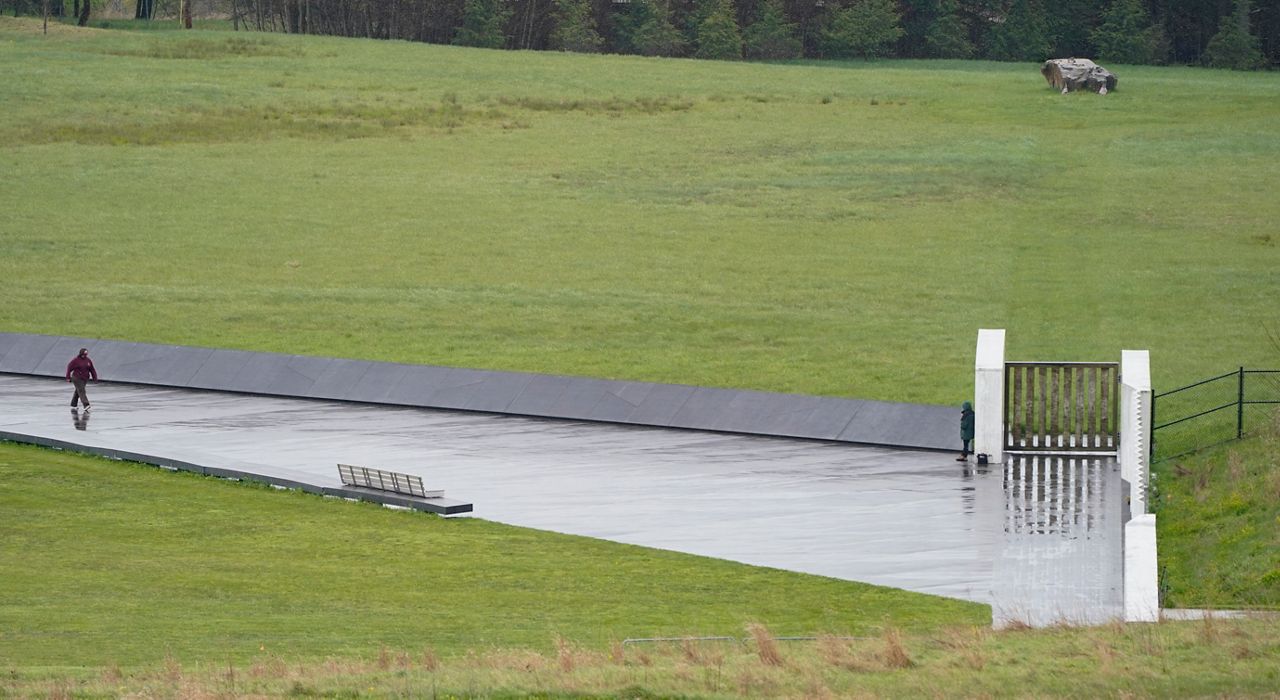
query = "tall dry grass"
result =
(8, 618, 1280, 698)
(880, 626, 913, 669)
(745, 622, 785, 667)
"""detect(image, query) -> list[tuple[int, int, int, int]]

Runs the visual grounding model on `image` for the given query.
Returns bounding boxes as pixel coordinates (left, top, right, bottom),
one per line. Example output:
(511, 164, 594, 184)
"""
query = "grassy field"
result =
(1154, 411, 1280, 609)
(0, 442, 984, 669)
(2, 18, 1278, 405)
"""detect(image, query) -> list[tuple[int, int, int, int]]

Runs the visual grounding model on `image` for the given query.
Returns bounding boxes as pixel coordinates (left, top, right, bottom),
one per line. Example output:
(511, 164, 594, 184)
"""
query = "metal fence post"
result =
(1237, 366, 1245, 440)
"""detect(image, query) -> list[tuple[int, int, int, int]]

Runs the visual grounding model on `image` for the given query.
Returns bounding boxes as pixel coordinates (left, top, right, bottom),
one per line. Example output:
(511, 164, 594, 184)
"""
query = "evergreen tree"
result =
(453, 0, 512, 48)
(685, 0, 720, 45)
(1091, 0, 1167, 64)
(743, 0, 802, 59)
(695, 0, 744, 59)
(819, 0, 903, 59)
(551, 0, 603, 52)
(624, 0, 687, 56)
(1046, 0, 1099, 58)
(925, 0, 974, 59)
(985, 0, 1051, 62)
(1206, 0, 1265, 69)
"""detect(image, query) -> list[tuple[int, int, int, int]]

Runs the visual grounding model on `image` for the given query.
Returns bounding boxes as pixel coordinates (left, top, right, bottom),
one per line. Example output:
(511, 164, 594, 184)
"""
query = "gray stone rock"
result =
(1042, 58, 1117, 94)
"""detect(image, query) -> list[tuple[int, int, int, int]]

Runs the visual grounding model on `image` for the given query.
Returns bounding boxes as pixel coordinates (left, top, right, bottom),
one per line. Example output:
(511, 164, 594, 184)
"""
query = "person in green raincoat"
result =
(958, 401, 975, 461)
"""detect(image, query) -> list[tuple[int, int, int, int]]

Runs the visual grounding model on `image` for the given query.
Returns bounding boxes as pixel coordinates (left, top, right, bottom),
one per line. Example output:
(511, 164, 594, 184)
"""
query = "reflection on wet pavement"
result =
(0, 375, 1124, 620)
(991, 455, 1123, 627)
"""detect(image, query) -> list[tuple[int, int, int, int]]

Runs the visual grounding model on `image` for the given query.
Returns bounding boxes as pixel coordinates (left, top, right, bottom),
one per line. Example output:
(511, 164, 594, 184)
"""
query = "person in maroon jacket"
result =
(65, 348, 98, 411)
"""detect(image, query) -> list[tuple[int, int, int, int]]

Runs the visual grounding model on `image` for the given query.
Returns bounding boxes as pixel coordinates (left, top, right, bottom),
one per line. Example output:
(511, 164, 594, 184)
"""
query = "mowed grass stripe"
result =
(0, 443, 985, 667)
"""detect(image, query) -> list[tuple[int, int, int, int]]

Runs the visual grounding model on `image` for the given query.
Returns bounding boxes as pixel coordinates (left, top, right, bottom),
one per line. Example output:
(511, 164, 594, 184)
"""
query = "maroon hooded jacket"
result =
(66, 356, 98, 382)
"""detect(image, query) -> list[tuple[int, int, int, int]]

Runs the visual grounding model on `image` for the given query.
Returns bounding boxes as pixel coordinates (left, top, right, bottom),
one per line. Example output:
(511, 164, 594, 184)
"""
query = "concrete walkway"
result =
(0, 375, 1123, 619)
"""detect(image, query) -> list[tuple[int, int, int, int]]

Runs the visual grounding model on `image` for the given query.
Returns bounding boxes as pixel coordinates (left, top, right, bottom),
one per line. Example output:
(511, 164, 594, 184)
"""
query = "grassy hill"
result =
(2, 18, 1278, 404)
(1155, 416, 1280, 610)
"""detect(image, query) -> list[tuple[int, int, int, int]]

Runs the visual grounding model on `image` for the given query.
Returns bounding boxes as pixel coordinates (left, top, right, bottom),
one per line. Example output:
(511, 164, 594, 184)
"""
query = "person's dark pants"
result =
(70, 379, 89, 407)
(960, 438, 972, 456)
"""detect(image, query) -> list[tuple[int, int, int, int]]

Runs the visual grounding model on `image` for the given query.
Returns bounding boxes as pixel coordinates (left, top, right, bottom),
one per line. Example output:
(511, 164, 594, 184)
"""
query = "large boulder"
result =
(1041, 58, 1117, 94)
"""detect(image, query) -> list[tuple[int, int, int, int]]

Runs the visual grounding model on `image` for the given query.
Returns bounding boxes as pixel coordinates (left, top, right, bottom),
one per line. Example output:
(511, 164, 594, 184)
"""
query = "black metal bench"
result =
(335, 464, 471, 516)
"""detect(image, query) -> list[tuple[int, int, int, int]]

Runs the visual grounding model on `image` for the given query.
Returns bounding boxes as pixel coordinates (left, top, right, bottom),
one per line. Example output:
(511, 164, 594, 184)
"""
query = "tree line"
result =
(7, 0, 1276, 68)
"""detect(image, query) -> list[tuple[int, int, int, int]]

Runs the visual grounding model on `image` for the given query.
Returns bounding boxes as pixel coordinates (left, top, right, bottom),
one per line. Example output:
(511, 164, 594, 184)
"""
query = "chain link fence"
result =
(1153, 369, 1280, 461)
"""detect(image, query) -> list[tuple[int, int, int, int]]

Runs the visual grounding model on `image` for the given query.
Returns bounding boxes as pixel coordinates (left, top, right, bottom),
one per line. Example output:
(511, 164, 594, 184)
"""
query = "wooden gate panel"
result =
(1005, 362, 1119, 452)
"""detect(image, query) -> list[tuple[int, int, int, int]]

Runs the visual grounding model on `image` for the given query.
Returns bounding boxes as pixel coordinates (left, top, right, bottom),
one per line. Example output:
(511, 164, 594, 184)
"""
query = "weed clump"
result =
(881, 626, 913, 669)
(745, 622, 784, 667)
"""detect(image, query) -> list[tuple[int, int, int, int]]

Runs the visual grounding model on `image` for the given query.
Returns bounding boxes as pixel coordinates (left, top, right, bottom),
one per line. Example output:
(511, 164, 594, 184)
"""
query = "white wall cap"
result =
(1121, 350, 1151, 391)
(976, 329, 1006, 370)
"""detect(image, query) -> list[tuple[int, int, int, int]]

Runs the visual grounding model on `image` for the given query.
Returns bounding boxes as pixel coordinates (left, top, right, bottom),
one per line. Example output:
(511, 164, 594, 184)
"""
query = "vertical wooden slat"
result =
(1009, 365, 1018, 449)
(1099, 366, 1111, 448)
(1097, 367, 1106, 448)
(1004, 364, 1013, 449)
(1050, 366, 1060, 449)
(1036, 365, 1048, 448)
(1087, 366, 1099, 448)
(1008, 365, 1018, 450)
(1105, 365, 1116, 442)
(1064, 365, 1075, 450)
(1075, 368, 1085, 449)
(1024, 365, 1034, 449)
(1060, 366, 1070, 449)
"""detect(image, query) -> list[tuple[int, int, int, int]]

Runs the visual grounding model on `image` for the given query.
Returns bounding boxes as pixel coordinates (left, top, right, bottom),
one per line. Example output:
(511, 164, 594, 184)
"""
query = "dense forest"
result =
(10, 0, 1277, 67)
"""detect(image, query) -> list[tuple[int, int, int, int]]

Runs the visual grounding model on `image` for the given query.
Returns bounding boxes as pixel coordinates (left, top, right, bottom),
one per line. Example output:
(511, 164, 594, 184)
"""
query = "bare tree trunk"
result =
(181, 0, 192, 28)
(76, 0, 88, 26)
(42, 0, 48, 34)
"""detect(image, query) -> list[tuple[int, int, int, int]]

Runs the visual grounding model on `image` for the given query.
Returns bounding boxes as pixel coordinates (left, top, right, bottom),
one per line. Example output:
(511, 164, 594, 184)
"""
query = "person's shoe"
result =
(71, 406, 79, 412)
(83, 405, 91, 411)
(956, 455, 966, 461)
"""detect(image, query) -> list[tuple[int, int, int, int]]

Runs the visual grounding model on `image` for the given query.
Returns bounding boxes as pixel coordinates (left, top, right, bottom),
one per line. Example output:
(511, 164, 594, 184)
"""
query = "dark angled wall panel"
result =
(0, 334, 61, 374)
(0, 333, 18, 366)
(0, 333, 957, 451)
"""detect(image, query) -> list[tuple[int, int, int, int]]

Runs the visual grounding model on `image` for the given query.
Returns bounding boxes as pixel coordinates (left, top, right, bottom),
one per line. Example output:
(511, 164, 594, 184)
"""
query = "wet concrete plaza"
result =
(0, 375, 1123, 620)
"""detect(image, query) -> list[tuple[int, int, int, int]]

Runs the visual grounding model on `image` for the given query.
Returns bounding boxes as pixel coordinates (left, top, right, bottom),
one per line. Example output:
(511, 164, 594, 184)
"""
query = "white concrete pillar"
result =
(1120, 350, 1152, 514)
(975, 329, 1005, 461)
(1124, 514, 1160, 622)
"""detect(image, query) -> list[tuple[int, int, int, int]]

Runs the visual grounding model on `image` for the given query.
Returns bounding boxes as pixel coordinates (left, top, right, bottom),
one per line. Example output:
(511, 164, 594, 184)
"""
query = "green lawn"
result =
(1154, 416, 1280, 609)
(2, 18, 1278, 404)
(0, 442, 985, 669)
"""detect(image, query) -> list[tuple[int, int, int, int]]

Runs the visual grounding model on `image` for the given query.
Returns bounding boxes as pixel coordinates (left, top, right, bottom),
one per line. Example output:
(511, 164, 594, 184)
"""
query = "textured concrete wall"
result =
(1120, 350, 1152, 515)
(0, 332, 957, 450)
